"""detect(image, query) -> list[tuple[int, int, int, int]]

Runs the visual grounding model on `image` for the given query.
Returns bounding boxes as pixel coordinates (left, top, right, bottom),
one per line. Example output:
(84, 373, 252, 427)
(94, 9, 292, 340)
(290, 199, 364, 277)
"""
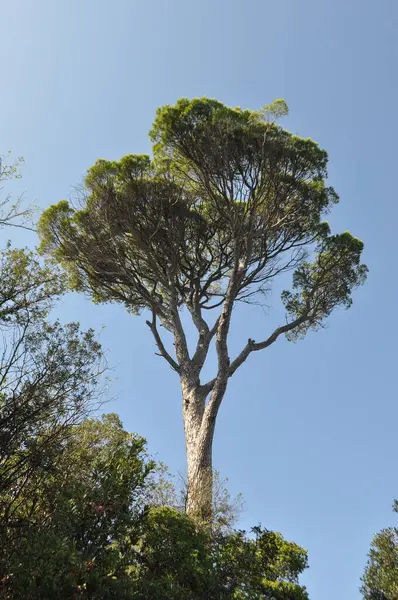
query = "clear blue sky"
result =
(1, 1, 396, 598)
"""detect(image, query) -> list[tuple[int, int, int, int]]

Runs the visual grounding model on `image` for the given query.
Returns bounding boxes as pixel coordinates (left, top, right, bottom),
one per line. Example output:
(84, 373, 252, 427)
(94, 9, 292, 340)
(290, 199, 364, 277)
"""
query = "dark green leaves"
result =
(361, 500, 398, 600)
(39, 97, 365, 333)
(282, 231, 367, 339)
(0, 414, 153, 600)
(1, 411, 310, 600)
(0, 243, 64, 324)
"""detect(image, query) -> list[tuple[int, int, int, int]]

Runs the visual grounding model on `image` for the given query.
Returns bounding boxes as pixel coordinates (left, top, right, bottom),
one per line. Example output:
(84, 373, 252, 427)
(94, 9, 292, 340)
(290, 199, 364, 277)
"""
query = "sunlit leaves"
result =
(39, 97, 366, 336)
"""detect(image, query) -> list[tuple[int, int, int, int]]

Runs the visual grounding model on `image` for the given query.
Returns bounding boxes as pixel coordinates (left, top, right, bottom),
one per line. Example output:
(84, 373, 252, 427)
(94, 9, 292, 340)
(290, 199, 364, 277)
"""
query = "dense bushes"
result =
(0, 413, 309, 599)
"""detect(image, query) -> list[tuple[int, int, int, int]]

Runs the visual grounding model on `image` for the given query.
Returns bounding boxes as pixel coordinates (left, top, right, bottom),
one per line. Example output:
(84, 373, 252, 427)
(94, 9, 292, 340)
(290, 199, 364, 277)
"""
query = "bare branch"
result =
(228, 314, 310, 377)
(146, 311, 180, 373)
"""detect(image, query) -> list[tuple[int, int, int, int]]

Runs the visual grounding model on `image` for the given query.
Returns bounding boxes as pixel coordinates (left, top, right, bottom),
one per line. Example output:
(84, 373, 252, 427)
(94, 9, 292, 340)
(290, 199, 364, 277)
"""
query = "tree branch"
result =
(146, 312, 180, 373)
(168, 277, 190, 365)
(202, 253, 247, 422)
(189, 296, 220, 369)
(228, 314, 310, 377)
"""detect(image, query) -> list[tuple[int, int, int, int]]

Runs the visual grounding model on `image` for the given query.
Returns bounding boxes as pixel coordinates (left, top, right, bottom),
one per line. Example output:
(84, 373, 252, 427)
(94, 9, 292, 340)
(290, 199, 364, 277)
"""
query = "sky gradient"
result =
(1, 1, 397, 598)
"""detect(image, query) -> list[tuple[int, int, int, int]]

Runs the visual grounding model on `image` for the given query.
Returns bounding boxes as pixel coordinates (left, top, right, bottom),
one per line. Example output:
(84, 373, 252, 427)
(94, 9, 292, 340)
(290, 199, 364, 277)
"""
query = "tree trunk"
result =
(182, 380, 214, 523)
(185, 421, 214, 522)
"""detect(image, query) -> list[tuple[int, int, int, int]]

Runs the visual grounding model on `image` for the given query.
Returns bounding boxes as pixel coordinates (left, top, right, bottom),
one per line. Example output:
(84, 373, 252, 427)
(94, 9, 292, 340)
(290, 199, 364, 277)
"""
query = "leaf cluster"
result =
(38, 98, 366, 344)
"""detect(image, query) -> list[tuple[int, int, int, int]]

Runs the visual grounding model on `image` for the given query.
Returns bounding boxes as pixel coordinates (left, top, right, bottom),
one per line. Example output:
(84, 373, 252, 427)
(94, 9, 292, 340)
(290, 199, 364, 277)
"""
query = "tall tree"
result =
(361, 500, 398, 600)
(38, 98, 367, 521)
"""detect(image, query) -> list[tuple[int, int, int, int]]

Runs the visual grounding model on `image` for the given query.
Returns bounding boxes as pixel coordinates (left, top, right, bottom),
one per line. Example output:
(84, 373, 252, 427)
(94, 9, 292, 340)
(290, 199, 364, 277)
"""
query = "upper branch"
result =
(188, 289, 220, 370)
(146, 311, 180, 373)
(200, 314, 311, 401)
(228, 314, 309, 378)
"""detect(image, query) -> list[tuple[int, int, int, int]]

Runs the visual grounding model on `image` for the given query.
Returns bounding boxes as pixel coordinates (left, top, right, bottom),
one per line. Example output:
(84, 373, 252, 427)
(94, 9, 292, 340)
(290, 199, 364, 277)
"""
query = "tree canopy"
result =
(361, 500, 398, 600)
(39, 98, 366, 338)
(38, 97, 367, 520)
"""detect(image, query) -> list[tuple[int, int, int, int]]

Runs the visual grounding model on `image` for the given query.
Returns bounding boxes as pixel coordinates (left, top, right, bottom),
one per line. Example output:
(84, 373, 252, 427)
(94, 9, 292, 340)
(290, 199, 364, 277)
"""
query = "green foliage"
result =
(0, 153, 36, 229)
(1, 414, 153, 600)
(132, 510, 309, 600)
(147, 466, 244, 535)
(0, 320, 103, 494)
(0, 153, 24, 186)
(212, 526, 309, 600)
(260, 98, 289, 121)
(0, 234, 104, 502)
(361, 500, 398, 600)
(1, 410, 310, 600)
(0, 175, 107, 597)
(38, 97, 365, 338)
(281, 231, 368, 340)
(0, 242, 64, 323)
(0, 239, 103, 498)
(132, 506, 213, 599)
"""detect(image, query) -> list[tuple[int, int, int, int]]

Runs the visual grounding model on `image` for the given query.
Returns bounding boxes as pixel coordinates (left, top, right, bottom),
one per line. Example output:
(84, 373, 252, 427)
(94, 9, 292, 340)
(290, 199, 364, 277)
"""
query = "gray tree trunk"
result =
(181, 377, 215, 521)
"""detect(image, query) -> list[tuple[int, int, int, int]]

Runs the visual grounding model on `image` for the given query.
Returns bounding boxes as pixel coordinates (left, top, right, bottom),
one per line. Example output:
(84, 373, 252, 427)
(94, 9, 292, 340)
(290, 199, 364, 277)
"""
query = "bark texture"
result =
(181, 373, 214, 521)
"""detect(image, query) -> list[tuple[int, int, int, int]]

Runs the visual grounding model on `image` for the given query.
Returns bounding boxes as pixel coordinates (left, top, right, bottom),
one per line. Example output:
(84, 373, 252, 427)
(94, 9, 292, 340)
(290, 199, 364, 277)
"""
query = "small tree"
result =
(38, 98, 367, 521)
(147, 466, 244, 534)
(361, 500, 398, 600)
(134, 509, 309, 600)
(0, 156, 104, 526)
